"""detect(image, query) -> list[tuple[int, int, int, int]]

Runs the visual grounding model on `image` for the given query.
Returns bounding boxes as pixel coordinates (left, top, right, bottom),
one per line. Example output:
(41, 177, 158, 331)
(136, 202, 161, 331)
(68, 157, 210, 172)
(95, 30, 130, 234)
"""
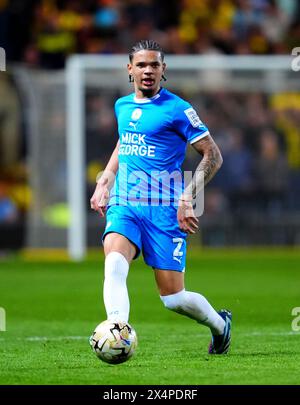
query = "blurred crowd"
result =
(0, 0, 300, 68)
(0, 0, 300, 247)
(191, 91, 300, 218)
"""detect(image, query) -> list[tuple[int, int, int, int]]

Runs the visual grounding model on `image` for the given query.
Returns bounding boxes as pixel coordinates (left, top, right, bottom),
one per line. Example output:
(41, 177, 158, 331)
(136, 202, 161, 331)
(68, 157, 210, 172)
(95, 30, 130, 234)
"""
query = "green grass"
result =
(0, 249, 300, 385)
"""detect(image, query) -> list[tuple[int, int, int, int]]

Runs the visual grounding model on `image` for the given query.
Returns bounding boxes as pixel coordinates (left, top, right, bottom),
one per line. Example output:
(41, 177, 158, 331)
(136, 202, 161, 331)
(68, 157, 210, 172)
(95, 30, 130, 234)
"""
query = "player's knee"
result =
(105, 251, 129, 280)
(160, 290, 187, 313)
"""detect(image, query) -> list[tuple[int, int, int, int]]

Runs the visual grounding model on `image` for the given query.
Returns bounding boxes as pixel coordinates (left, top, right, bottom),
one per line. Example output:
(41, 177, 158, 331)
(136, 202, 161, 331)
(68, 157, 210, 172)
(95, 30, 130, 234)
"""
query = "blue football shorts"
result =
(102, 204, 187, 272)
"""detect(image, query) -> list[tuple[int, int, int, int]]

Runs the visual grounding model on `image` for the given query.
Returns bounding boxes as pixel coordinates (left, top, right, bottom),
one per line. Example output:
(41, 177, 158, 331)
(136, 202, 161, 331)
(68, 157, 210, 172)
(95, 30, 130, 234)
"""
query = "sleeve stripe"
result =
(189, 131, 210, 144)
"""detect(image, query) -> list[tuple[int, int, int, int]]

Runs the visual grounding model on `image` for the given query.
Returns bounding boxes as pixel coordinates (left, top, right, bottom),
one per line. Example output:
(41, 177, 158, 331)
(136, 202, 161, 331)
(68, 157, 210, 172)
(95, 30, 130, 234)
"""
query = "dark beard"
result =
(141, 88, 155, 97)
(139, 86, 159, 98)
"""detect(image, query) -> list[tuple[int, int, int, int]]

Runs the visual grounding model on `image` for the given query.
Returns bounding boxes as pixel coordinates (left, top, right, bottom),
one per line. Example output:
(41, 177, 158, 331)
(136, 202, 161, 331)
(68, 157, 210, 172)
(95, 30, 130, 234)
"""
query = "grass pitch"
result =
(0, 249, 299, 385)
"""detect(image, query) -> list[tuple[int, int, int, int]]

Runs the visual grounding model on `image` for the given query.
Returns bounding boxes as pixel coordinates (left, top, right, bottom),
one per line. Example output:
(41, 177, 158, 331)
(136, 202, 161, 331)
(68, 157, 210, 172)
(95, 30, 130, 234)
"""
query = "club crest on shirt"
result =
(184, 107, 203, 128)
(131, 108, 142, 121)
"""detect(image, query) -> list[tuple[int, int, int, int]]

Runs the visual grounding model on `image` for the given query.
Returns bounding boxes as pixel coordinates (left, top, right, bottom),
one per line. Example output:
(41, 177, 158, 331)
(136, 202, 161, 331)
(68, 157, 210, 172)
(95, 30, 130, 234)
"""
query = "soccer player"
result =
(90, 40, 231, 354)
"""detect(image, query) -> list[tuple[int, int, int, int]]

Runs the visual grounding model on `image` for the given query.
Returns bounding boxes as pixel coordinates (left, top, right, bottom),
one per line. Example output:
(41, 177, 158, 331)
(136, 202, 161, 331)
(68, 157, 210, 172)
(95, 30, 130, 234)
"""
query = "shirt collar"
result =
(133, 88, 163, 104)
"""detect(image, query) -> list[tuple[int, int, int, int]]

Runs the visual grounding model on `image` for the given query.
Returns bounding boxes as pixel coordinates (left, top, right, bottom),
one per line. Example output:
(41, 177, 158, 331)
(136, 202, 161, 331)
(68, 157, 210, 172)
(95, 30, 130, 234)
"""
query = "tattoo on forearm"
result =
(182, 136, 222, 199)
(197, 146, 220, 185)
(184, 145, 222, 199)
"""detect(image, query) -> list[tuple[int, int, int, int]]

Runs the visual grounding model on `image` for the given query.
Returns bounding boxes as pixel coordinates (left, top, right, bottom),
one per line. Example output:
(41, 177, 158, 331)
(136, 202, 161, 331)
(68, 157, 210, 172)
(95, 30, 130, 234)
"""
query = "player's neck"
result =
(135, 87, 162, 99)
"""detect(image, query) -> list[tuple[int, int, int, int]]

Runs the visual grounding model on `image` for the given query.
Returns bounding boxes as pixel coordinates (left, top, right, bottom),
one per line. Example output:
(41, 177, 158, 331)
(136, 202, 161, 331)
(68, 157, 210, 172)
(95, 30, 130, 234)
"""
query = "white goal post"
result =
(66, 54, 295, 260)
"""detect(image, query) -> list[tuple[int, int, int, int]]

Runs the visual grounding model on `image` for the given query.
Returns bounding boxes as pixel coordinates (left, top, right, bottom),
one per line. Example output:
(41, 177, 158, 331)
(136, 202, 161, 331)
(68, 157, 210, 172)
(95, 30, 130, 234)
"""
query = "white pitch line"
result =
(26, 335, 89, 341)
(246, 331, 300, 336)
(0, 332, 299, 342)
(0, 336, 88, 342)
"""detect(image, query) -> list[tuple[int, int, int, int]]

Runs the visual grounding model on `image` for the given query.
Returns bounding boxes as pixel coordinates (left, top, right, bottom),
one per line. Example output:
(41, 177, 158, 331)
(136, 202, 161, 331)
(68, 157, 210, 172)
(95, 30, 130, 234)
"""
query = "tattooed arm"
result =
(177, 135, 223, 234)
(182, 135, 223, 200)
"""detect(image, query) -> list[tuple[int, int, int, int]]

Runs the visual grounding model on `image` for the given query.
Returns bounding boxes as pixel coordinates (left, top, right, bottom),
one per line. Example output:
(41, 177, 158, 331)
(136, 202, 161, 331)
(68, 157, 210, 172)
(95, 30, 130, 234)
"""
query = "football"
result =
(89, 320, 137, 364)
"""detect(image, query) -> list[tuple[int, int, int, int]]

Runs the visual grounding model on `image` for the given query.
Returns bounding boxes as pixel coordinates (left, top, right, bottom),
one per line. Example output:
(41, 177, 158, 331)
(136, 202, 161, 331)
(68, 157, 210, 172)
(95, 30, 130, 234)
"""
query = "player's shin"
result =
(103, 252, 130, 322)
(160, 289, 225, 335)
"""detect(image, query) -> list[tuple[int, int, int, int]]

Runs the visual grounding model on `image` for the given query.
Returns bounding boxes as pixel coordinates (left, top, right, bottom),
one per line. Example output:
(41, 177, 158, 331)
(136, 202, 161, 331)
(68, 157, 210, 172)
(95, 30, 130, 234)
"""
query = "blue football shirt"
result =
(110, 87, 209, 205)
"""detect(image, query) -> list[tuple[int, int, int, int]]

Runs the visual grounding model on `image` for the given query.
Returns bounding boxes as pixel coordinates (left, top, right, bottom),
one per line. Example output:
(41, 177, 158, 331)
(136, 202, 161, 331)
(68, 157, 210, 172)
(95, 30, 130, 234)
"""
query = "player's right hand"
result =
(90, 179, 110, 217)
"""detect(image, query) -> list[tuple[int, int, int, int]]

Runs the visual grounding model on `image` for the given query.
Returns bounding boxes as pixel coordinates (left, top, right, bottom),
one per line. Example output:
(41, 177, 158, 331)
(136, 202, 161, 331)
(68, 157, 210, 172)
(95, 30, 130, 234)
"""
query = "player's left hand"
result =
(177, 199, 199, 234)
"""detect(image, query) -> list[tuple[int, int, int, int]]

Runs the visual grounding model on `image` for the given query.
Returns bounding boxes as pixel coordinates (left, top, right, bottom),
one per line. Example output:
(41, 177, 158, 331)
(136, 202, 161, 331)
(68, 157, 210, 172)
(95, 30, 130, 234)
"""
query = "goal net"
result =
(13, 55, 300, 259)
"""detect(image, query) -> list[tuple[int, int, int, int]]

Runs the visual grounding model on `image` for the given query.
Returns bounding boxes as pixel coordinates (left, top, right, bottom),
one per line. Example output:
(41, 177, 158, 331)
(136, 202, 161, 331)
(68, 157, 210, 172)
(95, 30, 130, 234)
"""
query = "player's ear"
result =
(162, 63, 167, 81)
(127, 63, 134, 83)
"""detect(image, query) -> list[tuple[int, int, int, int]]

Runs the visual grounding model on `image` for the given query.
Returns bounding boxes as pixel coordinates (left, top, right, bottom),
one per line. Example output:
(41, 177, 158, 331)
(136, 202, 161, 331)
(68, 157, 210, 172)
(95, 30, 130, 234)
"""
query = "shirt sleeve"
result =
(114, 99, 120, 118)
(173, 99, 210, 144)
